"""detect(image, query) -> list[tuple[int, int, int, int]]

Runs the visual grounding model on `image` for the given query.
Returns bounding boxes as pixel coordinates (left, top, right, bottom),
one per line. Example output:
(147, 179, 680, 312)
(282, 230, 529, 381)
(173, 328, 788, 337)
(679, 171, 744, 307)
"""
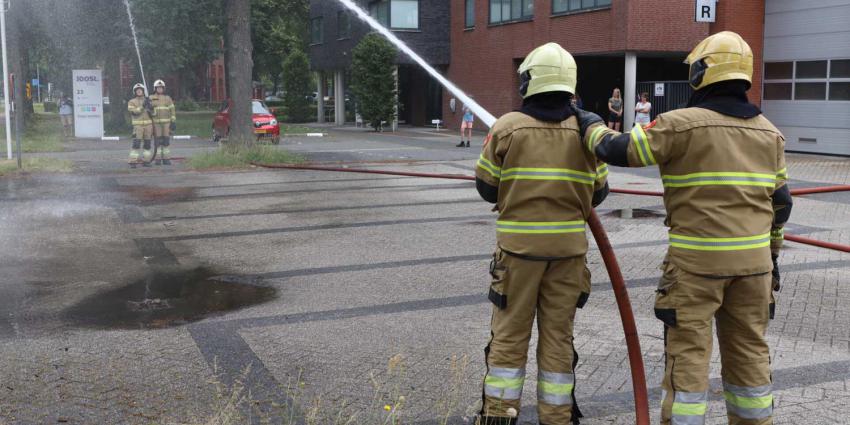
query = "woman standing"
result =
(634, 92, 652, 127)
(607, 88, 623, 131)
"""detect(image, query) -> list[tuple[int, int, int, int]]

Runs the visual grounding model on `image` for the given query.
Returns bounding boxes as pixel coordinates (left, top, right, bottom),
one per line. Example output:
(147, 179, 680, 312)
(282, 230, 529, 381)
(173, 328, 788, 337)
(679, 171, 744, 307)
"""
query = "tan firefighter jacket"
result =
(476, 112, 608, 258)
(149, 94, 176, 125)
(586, 108, 787, 276)
(127, 97, 153, 126)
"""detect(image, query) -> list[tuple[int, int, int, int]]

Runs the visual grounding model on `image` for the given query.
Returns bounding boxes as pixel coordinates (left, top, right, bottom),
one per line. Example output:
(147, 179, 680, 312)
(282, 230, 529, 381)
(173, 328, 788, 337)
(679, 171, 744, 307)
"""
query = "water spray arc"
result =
(123, 0, 147, 95)
(335, 0, 496, 127)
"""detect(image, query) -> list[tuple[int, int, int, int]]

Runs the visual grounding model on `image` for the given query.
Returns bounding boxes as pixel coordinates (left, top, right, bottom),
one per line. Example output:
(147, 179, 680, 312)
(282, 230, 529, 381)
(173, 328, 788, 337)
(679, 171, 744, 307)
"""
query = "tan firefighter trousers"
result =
(481, 248, 590, 425)
(655, 260, 774, 425)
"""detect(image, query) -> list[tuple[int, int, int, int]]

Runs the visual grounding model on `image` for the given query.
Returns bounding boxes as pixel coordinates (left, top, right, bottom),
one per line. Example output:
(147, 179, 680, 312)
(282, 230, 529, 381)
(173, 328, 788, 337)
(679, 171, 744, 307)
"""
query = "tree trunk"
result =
(104, 55, 126, 132)
(224, 0, 254, 148)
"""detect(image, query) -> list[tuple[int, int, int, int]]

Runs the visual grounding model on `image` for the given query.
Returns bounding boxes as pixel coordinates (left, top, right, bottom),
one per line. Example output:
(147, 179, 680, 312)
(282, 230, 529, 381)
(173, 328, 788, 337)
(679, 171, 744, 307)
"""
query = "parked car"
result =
(212, 99, 281, 144)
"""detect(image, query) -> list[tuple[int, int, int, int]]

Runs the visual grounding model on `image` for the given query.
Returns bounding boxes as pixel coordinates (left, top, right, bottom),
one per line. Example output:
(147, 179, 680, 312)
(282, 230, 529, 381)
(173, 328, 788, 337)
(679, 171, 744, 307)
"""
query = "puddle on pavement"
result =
(604, 208, 667, 219)
(64, 268, 276, 329)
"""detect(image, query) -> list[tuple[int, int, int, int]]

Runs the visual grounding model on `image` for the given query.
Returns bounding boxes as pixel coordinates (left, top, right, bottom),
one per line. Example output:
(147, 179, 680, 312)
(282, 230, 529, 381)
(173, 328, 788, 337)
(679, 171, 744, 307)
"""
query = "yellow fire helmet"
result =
(685, 31, 753, 90)
(517, 42, 577, 98)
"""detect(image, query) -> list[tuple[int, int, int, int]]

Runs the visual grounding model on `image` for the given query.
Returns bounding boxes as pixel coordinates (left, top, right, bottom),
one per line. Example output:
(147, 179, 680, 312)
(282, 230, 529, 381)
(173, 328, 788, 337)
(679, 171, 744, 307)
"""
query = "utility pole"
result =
(36, 64, 40, 103)
(1, 0, 12, 160)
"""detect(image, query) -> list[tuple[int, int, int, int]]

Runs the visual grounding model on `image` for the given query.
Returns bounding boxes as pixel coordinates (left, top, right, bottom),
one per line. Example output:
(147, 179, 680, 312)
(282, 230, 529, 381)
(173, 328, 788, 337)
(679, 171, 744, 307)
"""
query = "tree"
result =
(224, 0, 254, 147)
(282, 50, 312, 123)
(252, 0, 308, 92)
(350, 34, 397, 131)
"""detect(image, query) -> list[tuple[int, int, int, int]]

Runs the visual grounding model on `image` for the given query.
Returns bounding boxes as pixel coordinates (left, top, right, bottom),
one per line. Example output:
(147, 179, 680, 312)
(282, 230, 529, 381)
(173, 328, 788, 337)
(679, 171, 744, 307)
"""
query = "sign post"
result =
(1, 0, 12, 159)
(72, 69, 104, 138)
(695, 0, 717, 23)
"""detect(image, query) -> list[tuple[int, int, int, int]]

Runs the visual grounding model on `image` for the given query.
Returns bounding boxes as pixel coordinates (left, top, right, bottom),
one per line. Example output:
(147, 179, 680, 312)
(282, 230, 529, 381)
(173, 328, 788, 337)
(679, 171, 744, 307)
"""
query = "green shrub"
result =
(42, 102, 58, 113)
(189, 146, 304, 170)
(176, 99, 200, 111)
(351, 33, 397, 130)
(282, 50, 314, 123)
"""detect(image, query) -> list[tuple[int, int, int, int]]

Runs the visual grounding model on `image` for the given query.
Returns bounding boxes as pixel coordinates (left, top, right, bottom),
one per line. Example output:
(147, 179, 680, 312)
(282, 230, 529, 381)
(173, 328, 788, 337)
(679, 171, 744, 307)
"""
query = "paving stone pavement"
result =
(0, 131, 848, 424)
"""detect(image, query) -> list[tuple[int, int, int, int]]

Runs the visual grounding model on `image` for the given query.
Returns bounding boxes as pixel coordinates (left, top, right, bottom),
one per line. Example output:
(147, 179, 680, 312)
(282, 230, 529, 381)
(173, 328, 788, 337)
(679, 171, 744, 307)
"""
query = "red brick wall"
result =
(710, 0, 765, 106)
(444, 0, 712, 129)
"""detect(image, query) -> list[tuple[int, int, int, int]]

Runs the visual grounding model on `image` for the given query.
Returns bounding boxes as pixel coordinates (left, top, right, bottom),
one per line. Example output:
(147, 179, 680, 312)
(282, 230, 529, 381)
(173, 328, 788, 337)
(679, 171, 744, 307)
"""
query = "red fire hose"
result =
(783, 233, 850, 253)
(254, 162, 652, 422)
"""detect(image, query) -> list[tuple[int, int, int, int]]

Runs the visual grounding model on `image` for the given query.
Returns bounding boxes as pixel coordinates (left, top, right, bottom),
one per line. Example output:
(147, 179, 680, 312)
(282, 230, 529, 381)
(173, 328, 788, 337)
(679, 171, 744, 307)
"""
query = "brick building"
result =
(445, 0, 766, 131)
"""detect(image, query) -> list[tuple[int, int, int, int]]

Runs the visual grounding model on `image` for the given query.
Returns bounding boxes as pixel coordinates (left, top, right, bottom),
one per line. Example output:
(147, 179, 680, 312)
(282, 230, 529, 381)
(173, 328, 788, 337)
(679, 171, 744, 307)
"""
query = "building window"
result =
(764, 59, 850, 101)
(552, 0, 610, 14)
(337, 11, 351, 39)
(369, 0, 419, 29)
(465, 0, 475, 28)
(489, 0, 533, 25)
(310, 17, 323, 44)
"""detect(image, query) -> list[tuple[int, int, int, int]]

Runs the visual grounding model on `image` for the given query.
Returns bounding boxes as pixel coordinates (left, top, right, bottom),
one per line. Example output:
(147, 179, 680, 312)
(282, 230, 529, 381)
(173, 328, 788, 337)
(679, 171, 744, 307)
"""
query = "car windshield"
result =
(252, 101, 270, 115)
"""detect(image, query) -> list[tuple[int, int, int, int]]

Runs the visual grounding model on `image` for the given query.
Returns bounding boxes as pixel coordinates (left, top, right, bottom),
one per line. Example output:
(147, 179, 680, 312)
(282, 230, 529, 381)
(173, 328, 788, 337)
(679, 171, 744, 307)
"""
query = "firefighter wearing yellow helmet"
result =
(127, 83, 154, 168)
(474, 42, 609, 425)
(150, 79, 176, 165)
(576, 31, 792, 425)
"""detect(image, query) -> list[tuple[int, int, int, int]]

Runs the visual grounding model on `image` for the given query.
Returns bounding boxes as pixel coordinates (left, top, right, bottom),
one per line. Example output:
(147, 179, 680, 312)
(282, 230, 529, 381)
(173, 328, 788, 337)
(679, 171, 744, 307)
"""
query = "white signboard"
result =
(654, 83, 665, 97)
(695, 0, 717, 22)
(72, 69, 104, 138)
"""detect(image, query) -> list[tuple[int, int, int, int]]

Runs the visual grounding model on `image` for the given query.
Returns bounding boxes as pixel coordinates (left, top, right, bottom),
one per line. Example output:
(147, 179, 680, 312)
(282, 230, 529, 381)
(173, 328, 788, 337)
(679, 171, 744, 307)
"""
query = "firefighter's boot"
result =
(655, 262, 773, 425)
(161, 136, 172, 165)
(141, 139, 153, 166)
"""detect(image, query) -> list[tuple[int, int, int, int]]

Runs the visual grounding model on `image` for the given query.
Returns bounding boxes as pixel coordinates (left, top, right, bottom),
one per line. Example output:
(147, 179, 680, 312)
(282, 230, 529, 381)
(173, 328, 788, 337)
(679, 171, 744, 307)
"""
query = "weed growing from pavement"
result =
(189, 146, 304, 170)
(190, 354, 478, 425)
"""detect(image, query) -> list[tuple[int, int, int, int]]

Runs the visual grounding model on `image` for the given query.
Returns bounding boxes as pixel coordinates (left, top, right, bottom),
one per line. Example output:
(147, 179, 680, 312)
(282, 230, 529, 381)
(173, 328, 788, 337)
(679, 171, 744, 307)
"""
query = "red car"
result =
(212, 99, 281, 144)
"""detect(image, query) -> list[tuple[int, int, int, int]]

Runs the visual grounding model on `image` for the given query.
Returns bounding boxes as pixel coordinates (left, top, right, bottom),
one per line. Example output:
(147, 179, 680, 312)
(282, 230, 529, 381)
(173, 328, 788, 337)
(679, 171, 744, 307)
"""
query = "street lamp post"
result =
(1, 0, 12, 160)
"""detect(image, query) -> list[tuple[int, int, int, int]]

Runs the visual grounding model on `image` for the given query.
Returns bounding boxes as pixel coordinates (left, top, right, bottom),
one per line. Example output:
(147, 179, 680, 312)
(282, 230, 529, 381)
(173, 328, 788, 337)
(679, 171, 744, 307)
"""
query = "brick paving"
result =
(0, 132, 848, 424)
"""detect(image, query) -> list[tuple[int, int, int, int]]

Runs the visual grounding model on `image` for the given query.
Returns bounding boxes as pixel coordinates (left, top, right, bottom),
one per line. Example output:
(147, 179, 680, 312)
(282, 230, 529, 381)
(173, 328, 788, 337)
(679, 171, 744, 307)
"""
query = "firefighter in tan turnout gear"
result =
(575, 31, 793, 425)
(474, 42, 610, 425)
(150, 79, 176, 165)
(127, 83, 154, 168)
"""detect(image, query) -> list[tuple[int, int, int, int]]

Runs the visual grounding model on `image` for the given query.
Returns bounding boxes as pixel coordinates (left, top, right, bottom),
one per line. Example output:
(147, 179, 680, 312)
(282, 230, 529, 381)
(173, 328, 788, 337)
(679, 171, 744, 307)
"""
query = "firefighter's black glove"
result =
(170, 122, 176, 132)
(572, 106, 603, 138)
(144, 98, 153, 113)
(771, 253, 781, 291)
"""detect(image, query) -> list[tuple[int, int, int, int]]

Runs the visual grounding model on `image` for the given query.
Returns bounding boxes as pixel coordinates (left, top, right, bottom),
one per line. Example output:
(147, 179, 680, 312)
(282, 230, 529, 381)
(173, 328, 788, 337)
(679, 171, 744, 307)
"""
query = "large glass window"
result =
(391, 0, 418, 29)
(310, 17, 323, 44)
(553, 0, 610, 14)
(764, 62, 792, 80)
(465, 0, 475, 28)
(369, 1, 389, 26)
(490, 0, 532, 24)
(337, 11, 351, 39)
(370, 0, 418, 29)
(764, 83, 792, 100)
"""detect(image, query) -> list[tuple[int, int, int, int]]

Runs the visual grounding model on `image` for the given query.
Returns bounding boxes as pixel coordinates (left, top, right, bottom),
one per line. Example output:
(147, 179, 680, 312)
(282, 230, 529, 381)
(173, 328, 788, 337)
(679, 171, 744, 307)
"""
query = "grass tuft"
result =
(189, 146, 304, 170)
(0, 157, 74, 176)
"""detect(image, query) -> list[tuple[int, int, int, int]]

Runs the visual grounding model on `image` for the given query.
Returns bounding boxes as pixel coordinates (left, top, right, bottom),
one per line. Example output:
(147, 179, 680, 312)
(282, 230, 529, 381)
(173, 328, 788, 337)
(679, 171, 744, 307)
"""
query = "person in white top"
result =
(634, 92, 652, 127)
